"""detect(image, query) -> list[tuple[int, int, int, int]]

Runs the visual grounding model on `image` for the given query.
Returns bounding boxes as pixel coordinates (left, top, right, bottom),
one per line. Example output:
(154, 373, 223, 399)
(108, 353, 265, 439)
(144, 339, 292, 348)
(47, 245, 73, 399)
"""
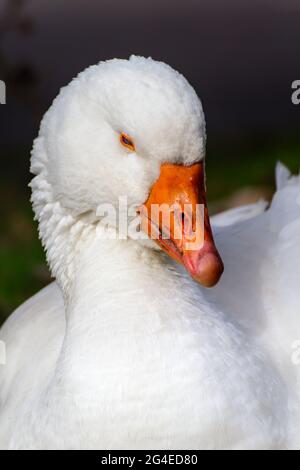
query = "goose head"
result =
(31, 56, 223, 292)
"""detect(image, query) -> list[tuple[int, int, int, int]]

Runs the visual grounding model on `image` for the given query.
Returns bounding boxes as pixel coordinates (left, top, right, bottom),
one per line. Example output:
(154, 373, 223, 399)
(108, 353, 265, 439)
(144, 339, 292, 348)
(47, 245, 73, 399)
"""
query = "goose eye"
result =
(120, 133, 135, 152)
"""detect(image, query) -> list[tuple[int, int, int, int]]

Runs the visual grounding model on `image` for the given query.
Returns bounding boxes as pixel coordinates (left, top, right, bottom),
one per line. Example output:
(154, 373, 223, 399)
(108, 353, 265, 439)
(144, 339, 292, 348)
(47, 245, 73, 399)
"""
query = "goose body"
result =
(0, 57, 300, 450)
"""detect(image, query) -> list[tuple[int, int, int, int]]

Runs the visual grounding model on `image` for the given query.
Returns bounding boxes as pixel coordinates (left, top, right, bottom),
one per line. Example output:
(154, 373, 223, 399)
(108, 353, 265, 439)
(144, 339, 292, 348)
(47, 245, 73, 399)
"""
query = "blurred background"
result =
(0, 0, 299, 325)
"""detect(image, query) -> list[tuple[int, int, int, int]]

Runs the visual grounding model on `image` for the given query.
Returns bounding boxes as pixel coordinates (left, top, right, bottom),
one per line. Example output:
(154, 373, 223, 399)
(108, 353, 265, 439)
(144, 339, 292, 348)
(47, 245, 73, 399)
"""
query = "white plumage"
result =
(0, 57, 299, 450)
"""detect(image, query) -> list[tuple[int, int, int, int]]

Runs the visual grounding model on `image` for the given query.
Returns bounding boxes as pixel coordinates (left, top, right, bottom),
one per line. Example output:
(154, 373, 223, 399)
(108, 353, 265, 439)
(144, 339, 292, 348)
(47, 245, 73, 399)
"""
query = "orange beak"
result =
(139, 162, 224, 287)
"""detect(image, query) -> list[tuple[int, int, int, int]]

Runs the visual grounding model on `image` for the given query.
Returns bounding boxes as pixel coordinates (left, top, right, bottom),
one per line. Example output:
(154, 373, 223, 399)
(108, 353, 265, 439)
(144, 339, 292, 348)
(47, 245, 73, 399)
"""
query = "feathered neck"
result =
(30, 136, 94, 297)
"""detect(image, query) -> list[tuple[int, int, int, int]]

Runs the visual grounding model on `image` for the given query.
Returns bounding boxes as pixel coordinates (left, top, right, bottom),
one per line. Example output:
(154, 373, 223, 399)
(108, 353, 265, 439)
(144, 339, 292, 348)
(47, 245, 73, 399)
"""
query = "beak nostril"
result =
(180, 211, 193, 234)
(181, 212, 189, 233)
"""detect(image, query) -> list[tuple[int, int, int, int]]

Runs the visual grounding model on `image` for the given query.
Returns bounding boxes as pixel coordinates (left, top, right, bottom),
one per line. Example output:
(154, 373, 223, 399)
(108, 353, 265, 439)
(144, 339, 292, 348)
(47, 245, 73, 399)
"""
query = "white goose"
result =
(0, 56, 300, 450)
